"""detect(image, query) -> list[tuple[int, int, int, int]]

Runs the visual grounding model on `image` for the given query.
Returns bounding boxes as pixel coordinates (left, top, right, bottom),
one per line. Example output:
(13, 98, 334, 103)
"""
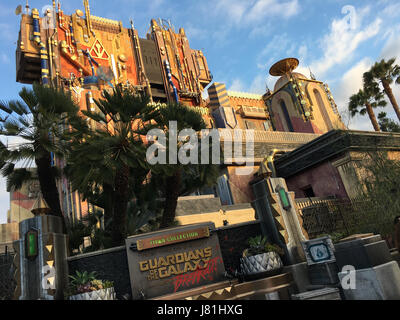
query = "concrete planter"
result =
(69, 287, 116, 300)
(240, 252, 283, 279)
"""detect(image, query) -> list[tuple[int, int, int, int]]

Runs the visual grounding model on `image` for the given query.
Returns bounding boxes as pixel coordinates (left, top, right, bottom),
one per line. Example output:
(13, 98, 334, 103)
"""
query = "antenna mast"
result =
(25, 0, 30, 14)
(83, 0, 94, 36)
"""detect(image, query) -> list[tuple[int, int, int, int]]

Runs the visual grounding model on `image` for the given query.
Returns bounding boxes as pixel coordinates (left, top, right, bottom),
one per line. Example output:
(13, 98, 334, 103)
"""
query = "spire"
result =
(84, 0, 94, 36)
(25, 0, 30, 14)
(265, 82, 271, 96)
(309, 67, 316, 80)
(31, 192, 52, 216)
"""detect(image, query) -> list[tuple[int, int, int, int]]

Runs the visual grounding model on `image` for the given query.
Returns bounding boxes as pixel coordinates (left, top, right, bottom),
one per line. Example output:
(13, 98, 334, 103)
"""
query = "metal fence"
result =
(298, 198, 389, 239)
(0, 248, 16, 300)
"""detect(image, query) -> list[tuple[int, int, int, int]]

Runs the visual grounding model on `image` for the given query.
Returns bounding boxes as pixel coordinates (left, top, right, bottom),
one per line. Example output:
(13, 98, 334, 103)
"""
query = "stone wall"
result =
(176, 195, 222, 216)
(216, 221, 263, 274)
(0, 223, 19, 253)
(67, 246, 131, 300)
(0, 252, 15, 300)
(285, 156, 349, 199)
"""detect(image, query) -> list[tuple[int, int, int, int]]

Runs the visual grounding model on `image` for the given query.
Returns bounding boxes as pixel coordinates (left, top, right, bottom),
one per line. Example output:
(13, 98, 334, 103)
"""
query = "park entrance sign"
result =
(125, 222, 226, 300)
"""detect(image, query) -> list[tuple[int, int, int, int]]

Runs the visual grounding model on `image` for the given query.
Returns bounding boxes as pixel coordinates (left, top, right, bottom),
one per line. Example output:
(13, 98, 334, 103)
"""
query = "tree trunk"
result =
(35, 150, 66, 233)
(365, 102, 380, 131)
(102, 183, 114, 234)
(382, 80, 400, 122)
(112, 166, 130, 246)
(160, 169, 182, 229)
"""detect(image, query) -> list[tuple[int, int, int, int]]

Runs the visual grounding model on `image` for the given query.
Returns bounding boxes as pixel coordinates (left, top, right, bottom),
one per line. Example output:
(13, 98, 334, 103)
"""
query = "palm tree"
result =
(364, 58, 400, 121)
(0, 83, 85, 231)
(377, 112, 400, 132)
(65, 85, 158, 246)
(348, 88, 386, 131)
(149, 103, 222, 228)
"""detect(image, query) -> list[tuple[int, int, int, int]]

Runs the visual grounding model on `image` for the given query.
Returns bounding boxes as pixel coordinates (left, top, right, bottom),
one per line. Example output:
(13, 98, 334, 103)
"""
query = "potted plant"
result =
(240, 235, 284, 280)
(66, 271, 116, 300)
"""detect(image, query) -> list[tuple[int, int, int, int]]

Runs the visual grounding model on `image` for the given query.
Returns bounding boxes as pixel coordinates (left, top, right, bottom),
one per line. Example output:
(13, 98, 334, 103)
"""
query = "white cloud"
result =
(244, 0, 299, 23)
(228, 78, 246, 92)
(379, 25, 400, 63)
(257, 33, 292, 70)
(214, 0, 300, 37)
(298, 44, 308, 62)
(331, 58, 374, 130)
(249, 24, 272, 39)
(330, 22, 400, 132)
(215, 0, 247, 24)
(309, 7, 381, 77)
(249, 74, 267, 94)
(184, 24, 206, 41)
(334, 58, 372, 110)
(226, 74, 268, 95)
(381, 2, 400, 18)
(0, 53, 10, 64)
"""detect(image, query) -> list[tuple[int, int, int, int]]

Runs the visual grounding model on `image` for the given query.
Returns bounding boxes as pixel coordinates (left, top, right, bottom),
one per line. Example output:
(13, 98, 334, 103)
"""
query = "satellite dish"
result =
(269, 58, 299, 77)
(15, 5, 22, 15)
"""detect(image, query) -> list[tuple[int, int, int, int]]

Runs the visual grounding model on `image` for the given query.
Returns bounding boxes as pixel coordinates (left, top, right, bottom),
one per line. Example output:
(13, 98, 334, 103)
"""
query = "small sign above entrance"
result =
(136, 226, 210, 251)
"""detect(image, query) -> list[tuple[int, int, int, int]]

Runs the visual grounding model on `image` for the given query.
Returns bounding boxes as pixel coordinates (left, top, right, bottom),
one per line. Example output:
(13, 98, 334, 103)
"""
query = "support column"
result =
(13, 215, 68, 300)
(251, 177, 308, 264)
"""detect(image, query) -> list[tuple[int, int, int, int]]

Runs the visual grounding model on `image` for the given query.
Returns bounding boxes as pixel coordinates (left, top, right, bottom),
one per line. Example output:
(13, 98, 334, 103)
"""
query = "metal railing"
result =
(295, 196, 337, 210)
(297, 197, 388, 239)
(0, 248, 16, 300)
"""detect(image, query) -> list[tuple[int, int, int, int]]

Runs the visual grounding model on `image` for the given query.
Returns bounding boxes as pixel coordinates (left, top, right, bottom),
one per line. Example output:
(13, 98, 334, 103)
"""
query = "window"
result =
(280, 100, 294, 132)
(245, 120, 256, 129)
(263, 121, 270, 131)
(314, 89, 333, 131)
(302, 186, 315, 198)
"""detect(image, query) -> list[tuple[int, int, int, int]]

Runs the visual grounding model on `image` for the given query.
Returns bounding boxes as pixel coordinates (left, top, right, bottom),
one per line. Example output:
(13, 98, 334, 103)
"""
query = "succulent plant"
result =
(242, 235, 285, 257)
(66, 271, 114, 297)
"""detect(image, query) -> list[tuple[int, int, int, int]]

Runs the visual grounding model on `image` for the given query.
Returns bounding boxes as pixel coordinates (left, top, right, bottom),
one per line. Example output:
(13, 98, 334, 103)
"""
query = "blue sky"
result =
(1, 0, 400, 223)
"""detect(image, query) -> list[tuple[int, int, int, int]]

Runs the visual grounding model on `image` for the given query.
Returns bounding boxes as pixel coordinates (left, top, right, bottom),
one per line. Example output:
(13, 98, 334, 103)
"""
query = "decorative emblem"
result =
(25, 229, 39, 260)
(222, 107, 237, 129)
(89, 39, 110, 60)
(71, 86, 83, 104)
(301, 236, 336, 265)
(309, 244, 331, 263)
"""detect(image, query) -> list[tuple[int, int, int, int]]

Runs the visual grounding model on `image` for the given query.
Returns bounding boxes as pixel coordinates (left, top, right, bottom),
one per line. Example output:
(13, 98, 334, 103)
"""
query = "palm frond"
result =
(5, 168, 33, 192)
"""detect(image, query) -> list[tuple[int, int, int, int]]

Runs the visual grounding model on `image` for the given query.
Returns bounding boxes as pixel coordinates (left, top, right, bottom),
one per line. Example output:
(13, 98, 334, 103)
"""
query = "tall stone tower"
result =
(263, 58, 346, 134)
(15, 1, 213, 221)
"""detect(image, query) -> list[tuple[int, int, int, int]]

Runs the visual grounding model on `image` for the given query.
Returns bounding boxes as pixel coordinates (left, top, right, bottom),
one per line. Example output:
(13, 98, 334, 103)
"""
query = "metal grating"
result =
(0, 249, 16, 300)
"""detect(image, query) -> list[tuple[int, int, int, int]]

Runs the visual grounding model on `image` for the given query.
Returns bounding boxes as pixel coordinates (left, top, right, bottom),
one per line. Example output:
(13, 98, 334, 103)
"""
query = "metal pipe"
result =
(32, 9, 49, 85)
(164, 60, 179, 102)
(83, 49, 98, 76)
(84, 0, 94, 37)
(69, 22, 75, 45)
